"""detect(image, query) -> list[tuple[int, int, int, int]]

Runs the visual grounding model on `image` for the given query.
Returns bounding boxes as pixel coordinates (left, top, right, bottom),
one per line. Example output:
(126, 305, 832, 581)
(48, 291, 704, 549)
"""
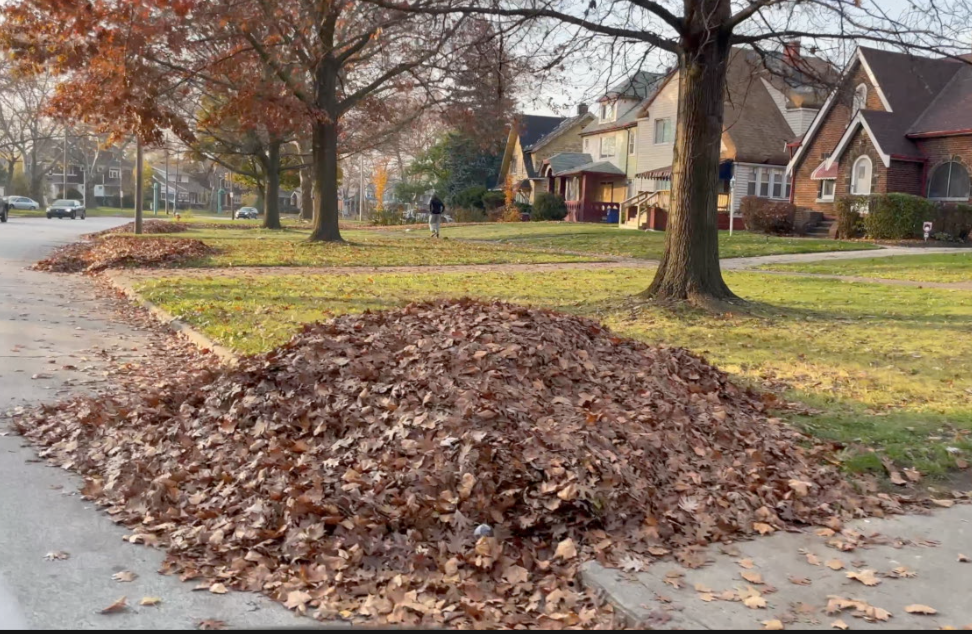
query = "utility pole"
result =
(164, 146, 169, 215)
(62, 127, 68, 199)
(175, 151, 181, 213)
(135, 138, 143, 234)
(358, 155, 364, 222)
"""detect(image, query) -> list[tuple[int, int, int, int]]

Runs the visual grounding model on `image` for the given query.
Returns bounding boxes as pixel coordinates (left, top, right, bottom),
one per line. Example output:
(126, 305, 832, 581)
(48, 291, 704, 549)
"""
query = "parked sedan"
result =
(46, 199, 86, 219)
(6, 196, 39, 210)
(235, 206, 259, 220)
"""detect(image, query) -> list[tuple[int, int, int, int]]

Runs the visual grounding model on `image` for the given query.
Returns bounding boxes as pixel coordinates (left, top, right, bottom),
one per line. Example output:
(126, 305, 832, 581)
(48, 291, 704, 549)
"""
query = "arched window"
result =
(852, 83, 867, 118)
(851, 156, 873, 195)
(928, 161, 971, 200)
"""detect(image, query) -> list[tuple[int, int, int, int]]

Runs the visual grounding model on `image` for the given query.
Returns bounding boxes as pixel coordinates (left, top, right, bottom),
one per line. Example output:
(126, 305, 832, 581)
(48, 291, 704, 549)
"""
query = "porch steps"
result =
(805, 217, 835, 238)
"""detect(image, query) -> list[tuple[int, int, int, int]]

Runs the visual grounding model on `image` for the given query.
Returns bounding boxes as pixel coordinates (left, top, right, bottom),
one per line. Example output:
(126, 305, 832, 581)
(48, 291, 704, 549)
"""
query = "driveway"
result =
(0, 217, 300, 629)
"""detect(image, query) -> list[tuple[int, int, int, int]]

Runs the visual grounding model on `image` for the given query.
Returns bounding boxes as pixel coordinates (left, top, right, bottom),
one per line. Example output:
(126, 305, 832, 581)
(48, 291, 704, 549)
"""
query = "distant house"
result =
(789, 46, 972, 218)
(48, 148, 134, 206)
(541, 71, 667, 222)
(151, 165, 212, 209)
(497, 107, 595, 205)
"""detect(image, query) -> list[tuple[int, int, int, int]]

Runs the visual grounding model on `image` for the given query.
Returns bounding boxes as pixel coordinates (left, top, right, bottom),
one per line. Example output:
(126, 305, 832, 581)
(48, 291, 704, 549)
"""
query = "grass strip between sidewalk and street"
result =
(759, 251, 972, 283)
(136, 267, 972, 477)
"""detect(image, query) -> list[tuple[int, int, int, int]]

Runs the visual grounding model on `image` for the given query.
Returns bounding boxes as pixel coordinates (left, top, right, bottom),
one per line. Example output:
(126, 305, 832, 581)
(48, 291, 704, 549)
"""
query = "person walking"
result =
(428, 194, 445, 238)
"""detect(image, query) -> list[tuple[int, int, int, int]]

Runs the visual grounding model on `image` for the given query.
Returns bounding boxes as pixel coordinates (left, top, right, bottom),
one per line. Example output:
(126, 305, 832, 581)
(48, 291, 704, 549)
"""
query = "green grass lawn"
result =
(385, 222, 880, 260)
(138, 268, 972, 476)
(150, 226, 598, 268)
(760, 251, 972, 283)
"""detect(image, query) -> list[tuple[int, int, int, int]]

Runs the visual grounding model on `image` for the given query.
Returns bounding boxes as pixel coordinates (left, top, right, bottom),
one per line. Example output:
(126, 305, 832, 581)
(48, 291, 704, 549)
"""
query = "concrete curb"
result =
(103, 271, 240, 365)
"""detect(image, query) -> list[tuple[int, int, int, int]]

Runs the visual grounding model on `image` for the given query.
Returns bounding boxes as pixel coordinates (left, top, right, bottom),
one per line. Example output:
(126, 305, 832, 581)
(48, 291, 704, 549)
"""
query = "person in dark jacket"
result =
(428, 194, 444, 238)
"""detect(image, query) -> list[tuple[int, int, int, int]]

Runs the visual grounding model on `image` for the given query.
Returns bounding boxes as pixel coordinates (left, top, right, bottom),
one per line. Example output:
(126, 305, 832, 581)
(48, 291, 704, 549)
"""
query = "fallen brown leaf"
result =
(100, 596, 128, 615)
(788, 575, 811, 586)
(959, 554, 969, 563)
(112, 571, 138, 583)
(738, 558, 756, 569)
(891, 566, 917, 578)
(906, 605, 938, 615)
(826, 559, 845, 571)
(741, 571, 765, 585)
(139, 597, 162, 607)
(44, 551, 69, 561)
(805, 552, 822, 566)
(816, 528, 836, 537)
(209, 583, 228, 595)
(744, 595, 768, 610)
(846, 570, 881, 587)
(555, 538, 577, 561)
(763, 619, 784, 630)
(197, 620, 227, 631)
(753, 522, 775, 535)
(932, 499, 955, 508)
(831, 619, 849, 630)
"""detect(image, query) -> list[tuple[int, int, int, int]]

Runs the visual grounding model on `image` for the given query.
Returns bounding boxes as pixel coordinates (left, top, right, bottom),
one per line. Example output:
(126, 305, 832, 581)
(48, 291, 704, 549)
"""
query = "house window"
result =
(817, 179, 836, 201)
(654, 118, 674, 144)
(747, 167, 791, 200)
(108, 168, 121, 179)
(510, 154, 518, 176)
(627, 131, 636, 155)
(181, 175, 189, 183)
(852, 83, 867, 119)
(566, 177, 579, 201)
(599, 135, 616, 158)
(851, 155, 872, 195)
(928, 161, 971, 200)
(600, 101, 616, 122)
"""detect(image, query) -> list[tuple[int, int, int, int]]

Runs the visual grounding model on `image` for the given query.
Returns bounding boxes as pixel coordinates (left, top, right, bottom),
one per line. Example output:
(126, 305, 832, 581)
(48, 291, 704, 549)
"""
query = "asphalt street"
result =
(0, 216, 302, 629)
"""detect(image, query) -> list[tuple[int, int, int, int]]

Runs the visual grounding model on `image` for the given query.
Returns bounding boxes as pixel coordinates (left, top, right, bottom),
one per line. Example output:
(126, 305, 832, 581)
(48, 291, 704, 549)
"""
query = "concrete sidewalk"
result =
(721, 245, 963, 270)
(582, 504, 972, 630)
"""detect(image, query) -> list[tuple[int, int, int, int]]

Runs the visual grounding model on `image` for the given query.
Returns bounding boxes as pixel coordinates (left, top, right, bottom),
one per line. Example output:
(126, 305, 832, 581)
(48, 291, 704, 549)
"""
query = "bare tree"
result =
(392, 0, 971, 306)
(0, 67, 64, 202)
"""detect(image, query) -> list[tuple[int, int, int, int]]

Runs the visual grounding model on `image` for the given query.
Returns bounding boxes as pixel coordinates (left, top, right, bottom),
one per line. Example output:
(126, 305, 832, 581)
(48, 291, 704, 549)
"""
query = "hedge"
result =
(531, 192, 568, 221)
(740, 196, 796, 235)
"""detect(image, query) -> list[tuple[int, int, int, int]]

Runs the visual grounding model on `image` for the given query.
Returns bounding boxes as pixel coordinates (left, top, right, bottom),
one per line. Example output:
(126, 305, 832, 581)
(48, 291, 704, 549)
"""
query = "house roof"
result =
(582, 73, 668, 136)
(909, 65, 972, 136)
(721, 48, 798, 165)
(544, 152, 594, 175)
(515, 114, 567, 152)
(557, 160, 626, 177)
(528, 112, 595, 152)
(602, 71, 668, 101)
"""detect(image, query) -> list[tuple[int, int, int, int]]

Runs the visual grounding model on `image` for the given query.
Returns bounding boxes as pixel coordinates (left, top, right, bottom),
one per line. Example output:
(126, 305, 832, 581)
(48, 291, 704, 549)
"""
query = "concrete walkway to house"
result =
(721, 245, 964, 270)
(583, 504, 972, 630)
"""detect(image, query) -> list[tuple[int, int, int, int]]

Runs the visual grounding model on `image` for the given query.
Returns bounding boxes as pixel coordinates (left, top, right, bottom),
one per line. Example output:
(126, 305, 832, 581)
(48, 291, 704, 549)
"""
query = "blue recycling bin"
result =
(605, 208, 619, 224)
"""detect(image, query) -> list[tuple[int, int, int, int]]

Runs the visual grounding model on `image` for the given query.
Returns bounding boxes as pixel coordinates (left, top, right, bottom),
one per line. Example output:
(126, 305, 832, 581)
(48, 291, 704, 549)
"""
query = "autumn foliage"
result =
(13, 299, 899, 627)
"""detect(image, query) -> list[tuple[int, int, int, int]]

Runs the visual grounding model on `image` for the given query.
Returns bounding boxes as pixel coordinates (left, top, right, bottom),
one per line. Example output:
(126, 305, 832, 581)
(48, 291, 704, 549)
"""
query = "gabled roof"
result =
(514, 115, 566, 151)
(556, 160, 625, 177)
(543, 152, 593, 175)
(583, 73, 668, 136)
(602, 71, 667, 101)
(908, 65, 972, 136)
(528, 112, 595, 152)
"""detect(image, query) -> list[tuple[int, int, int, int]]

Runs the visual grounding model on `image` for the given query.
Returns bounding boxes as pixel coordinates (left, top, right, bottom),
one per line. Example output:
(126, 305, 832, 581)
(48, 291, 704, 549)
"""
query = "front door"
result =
(598, 181, 615, 202)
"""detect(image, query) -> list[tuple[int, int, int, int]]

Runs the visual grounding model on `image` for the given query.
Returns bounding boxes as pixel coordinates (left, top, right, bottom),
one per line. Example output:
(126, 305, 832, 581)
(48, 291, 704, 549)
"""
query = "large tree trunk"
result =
(308, 58, 342, 242)
(263, 140, 283, 230)
(643, 3, 737, 306)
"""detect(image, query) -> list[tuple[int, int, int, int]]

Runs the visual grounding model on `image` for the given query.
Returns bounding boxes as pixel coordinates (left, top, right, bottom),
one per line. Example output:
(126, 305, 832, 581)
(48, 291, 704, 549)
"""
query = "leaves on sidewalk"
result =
(100, 596, 128, 615)
(112, 571, 138, 583)
(139, 597, 162, 607)
(44, 551, 69, 561)
(846, 570, 881, 587)
(905, 604, 938, 615)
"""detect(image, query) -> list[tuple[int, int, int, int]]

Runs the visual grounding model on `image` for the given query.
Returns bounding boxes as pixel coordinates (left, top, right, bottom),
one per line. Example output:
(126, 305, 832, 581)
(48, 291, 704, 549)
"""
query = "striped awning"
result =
(810, 161, 838, 180)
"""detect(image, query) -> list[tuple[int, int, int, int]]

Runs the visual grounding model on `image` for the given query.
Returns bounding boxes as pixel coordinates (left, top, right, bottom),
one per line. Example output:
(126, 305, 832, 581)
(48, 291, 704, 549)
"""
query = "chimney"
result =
(784, 39, 801, 64)
(577, 103, 589, 116)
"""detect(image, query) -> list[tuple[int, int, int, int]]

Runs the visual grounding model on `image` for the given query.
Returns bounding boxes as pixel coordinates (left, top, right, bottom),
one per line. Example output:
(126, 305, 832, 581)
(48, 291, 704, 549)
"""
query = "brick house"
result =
(788, 47, 972, 221)
(497, 109, 595, 205)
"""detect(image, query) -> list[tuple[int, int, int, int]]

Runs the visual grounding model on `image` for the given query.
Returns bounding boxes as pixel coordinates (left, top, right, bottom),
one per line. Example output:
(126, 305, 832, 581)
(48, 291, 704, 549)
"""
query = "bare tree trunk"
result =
(644, 3, 737, 306)
(263, 139, 283, 230)
(309, 57, 342, 242)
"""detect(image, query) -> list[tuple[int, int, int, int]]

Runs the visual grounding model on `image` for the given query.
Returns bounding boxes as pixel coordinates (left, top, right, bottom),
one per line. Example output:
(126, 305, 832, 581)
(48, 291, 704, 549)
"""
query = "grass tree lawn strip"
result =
(758, 252, 972, 283)
(137, 268, 972, 475)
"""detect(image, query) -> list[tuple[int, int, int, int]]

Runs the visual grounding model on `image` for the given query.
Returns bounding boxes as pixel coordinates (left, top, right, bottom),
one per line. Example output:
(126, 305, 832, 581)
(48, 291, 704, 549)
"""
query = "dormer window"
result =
(599, 101, 616, 122)
(852, 83, 867, 119)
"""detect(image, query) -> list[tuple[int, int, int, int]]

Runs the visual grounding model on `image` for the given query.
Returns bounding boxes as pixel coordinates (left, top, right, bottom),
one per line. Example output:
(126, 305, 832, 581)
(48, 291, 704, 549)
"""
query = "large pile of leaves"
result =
(13, 300, 899, 628)
(33, 235, 215, 272)
(90, 220, 192, 236)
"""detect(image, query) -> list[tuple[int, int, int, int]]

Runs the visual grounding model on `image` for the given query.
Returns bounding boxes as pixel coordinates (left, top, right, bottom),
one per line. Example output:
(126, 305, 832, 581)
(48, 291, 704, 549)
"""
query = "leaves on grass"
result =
(34, 236, 215, 273)
(100, 596, 128, 615)
(905, 605, 938, 615)
(9, 300, 904, 628)
(846, 570, 881, 586)
(112, 571, 138, 583)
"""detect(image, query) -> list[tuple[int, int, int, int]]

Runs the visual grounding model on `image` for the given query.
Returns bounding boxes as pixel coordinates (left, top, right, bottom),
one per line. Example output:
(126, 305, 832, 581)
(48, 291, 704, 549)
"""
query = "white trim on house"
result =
(825, 113, 892, 169)
(787, 48, 892, 176)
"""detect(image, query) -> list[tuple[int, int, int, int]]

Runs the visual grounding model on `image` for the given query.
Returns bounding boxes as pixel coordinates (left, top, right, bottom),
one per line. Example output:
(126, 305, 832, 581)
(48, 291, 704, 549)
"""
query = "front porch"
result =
(543, 156, 628, 224)
(621, 161, 739, 230)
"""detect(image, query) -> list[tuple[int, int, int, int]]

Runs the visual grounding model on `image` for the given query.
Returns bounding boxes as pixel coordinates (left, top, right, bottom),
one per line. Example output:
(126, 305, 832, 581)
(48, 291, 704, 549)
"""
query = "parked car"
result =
(0, 200, 7, 223)
(235, 206, 259, 220)
(6, 196, 39, 210)
(46, 199, 86, 219)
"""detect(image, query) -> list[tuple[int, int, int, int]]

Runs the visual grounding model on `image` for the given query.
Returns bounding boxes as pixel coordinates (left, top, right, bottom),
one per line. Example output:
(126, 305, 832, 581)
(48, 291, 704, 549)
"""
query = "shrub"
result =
(451, 186, 488, 211)
(532, 192, 568, 221)
(451, 207, 488, 223)
(834, 197, 866, 238)
(862, 193, 935, 240)
(369, 208, 402, 226)
(932, 204, 972, 241)
(740, 196, 795, 235)
(482, 191, 506, 212)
